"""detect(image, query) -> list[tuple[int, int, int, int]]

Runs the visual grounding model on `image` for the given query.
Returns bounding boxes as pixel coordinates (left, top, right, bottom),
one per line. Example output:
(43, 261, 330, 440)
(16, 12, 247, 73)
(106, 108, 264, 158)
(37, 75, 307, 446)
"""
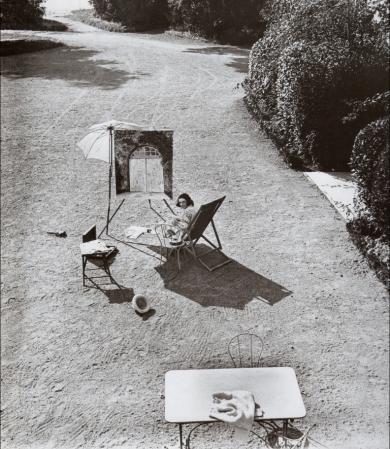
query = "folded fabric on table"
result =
(209, 390, 257, 442)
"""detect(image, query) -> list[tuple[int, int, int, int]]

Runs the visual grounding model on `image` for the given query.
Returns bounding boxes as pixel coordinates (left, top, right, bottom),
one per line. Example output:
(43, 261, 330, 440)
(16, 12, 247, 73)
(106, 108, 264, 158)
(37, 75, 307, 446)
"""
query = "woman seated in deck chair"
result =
(166, 193, 196, 240)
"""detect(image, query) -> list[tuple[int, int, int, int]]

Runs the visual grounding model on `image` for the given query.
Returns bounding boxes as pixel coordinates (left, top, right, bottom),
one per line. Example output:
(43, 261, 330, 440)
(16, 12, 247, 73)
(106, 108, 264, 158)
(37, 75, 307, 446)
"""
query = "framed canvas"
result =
(114, 129, 173, 198)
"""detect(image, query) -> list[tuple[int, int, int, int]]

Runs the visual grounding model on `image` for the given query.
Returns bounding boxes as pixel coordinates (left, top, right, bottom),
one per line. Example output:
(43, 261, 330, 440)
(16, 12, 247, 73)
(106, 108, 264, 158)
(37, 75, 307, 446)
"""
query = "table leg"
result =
(179, 423, 183, 449)
(283, 419, 288, 447)
(177, 248, 181, 271)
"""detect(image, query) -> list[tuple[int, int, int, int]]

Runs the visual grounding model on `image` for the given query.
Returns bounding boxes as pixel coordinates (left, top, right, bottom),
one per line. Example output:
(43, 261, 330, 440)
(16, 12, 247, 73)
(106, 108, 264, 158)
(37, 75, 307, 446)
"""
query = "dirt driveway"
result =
(1, 17, 388, 449)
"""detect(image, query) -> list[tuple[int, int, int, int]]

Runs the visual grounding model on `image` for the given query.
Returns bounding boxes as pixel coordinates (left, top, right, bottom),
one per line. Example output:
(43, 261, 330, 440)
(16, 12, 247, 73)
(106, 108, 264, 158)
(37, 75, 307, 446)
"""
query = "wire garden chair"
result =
(184, 423, 269, 448)
(155, 223, 186, 278)
(228, 333, 264, 368)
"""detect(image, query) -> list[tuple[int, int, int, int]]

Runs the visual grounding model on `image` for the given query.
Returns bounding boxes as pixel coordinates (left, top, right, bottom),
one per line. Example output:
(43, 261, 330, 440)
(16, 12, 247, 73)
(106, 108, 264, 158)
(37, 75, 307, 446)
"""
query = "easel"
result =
(98, 124, 173, 238)
(148, 198, 175, 222)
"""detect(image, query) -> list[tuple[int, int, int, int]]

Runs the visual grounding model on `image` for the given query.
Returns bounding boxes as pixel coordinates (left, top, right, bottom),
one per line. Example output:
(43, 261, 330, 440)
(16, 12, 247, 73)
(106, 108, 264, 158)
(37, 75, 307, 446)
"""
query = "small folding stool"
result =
(80, 225, 117, 287)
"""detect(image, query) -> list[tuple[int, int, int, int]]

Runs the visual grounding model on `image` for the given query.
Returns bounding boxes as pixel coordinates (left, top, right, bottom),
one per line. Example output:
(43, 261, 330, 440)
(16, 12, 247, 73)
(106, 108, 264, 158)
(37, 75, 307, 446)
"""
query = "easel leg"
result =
(82, 256, 87, 286)
(148, 198, 166, 222)
(99, 199, 125, 238)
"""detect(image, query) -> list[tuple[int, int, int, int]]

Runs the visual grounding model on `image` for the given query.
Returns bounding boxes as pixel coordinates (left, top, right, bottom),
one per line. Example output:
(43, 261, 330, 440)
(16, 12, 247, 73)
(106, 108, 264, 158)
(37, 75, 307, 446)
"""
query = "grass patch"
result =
(0, 39, 64, 57)
(39, 18, 68, 31)
(67, 9, 126, 32)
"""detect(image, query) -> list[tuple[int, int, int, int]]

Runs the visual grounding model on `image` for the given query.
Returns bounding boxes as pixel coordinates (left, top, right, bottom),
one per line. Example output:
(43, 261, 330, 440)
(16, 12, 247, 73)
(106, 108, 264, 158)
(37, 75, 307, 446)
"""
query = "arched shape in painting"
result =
(128, 146, 164, 193)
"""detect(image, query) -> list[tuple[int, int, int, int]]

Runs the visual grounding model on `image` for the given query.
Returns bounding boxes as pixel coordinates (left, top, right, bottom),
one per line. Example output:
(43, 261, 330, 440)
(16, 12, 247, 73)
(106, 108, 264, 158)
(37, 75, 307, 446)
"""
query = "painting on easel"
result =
(114, 129, 173, 198)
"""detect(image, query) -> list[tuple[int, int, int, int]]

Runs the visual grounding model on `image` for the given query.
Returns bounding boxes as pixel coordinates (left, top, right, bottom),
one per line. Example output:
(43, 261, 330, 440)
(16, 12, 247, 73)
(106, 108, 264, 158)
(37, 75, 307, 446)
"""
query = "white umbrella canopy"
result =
(77, 120, 144, 162)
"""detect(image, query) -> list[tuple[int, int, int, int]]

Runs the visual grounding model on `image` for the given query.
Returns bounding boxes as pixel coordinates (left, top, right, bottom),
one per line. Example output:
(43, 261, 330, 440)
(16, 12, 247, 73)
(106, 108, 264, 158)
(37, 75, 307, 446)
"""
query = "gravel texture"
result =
(1, 18, 389, 449)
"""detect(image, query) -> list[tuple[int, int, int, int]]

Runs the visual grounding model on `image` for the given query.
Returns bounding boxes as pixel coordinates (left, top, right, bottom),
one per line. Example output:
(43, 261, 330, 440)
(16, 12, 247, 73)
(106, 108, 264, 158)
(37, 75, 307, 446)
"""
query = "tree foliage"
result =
(1, 0, 45, 29)
(88, 0, 169, 31)
(89, 0, 266, 44)
(168, 0, 266, 44)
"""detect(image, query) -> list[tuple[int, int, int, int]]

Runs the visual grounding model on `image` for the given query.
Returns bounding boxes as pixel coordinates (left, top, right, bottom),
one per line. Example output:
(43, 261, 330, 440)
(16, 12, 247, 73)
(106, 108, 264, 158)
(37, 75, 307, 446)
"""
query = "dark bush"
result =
(343, 91, 390, 130)
(244, 0, 389, 170)
(88, 0, 169, 31)
(167, 0, 266, 45)
(90, 0, 266, 44)
(347, 117, 389, 286)
(351, 117, 389, 237)
(1, 0, 45, 29)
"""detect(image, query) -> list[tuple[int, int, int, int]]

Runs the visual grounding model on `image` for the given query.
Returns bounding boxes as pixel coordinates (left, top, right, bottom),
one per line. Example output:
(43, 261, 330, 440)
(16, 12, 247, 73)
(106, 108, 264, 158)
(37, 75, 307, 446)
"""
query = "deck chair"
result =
(182, 196, 231, 272)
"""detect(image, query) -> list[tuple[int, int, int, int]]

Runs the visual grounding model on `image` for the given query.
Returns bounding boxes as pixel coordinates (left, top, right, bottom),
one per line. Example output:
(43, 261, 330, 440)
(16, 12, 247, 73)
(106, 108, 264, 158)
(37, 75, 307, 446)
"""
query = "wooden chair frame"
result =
(182, 196, 231, 272)
(81, 225, 116, 287)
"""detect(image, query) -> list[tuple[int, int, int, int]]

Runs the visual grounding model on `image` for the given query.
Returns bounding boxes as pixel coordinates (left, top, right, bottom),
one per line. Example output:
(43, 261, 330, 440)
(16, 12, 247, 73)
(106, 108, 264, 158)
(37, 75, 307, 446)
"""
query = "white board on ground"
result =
(304, 172, 357, 221)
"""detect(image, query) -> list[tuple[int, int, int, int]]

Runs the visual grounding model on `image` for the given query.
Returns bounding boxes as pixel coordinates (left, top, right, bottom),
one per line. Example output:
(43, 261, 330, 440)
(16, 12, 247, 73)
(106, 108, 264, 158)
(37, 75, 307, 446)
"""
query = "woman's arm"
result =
(171, 208, 193, 230)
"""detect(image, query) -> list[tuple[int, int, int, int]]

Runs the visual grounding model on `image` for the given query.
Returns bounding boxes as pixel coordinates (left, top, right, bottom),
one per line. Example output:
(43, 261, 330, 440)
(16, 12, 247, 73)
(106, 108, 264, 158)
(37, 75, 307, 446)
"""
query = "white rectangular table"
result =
(165, 367, 306, 448)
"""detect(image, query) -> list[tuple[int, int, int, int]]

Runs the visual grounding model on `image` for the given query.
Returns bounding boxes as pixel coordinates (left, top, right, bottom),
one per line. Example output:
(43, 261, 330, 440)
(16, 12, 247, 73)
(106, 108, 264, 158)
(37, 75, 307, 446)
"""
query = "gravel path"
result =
(1, 18, 388, 449)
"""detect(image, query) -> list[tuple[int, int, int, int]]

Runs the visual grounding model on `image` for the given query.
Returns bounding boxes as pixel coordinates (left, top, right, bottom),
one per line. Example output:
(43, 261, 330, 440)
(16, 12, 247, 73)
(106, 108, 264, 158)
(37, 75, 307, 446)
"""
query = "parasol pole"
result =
(106, 125, 113, 235)
(98, 124, 125, 239)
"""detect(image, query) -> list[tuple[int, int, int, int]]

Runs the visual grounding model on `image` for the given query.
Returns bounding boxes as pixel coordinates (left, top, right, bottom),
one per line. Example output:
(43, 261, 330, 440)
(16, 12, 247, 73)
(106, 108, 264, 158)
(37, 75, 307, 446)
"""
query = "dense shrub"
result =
(1, 0, 45, 29)
(167, 0, 266, 45)
(244, 0, 389, 170)
(90, 0, 266, 44)
(351, 118, 389, 237)
(88, 0, 169, 31)
(348, 117, 389, 286)
(343, 91, 390, 130)
(273, 41, 353, 169)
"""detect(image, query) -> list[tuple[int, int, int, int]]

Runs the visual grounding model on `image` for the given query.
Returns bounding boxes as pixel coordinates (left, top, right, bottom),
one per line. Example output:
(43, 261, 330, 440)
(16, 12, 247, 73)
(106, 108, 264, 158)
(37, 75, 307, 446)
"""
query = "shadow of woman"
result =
(149, 243, 292, 310)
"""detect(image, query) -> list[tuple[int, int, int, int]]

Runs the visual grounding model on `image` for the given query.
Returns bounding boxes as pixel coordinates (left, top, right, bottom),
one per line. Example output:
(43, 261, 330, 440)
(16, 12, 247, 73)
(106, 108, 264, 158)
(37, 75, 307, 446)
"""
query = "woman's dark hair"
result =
(176, 193, 194, 207)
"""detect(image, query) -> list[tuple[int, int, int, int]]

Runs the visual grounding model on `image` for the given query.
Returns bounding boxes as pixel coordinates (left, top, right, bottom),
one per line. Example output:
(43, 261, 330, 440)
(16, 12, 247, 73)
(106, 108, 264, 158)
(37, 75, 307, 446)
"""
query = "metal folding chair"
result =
(155, 223, 186, 273)
(182, 196, 231, 272)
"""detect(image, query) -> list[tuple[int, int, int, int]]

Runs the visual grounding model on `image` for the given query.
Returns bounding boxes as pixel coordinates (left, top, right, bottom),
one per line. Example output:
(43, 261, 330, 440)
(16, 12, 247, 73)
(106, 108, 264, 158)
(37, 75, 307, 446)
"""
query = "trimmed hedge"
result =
(274, 41, 353, 169)
(351, 117, 389, 237)
(348, 117, 389, 286)
(244, 0, 389, 170)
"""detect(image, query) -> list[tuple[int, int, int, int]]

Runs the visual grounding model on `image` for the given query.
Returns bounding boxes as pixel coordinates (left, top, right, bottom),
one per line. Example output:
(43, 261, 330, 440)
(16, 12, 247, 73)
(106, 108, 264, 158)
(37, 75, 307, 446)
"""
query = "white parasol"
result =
(77, 120, 144, 162)
(77, 120, 145, 235)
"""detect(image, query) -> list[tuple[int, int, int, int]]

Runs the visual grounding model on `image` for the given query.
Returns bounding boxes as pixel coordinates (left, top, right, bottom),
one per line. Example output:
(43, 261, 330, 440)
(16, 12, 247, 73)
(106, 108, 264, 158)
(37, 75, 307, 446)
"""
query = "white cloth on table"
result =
(80, 239, 114, 255)
(209, 390, 257, 442)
